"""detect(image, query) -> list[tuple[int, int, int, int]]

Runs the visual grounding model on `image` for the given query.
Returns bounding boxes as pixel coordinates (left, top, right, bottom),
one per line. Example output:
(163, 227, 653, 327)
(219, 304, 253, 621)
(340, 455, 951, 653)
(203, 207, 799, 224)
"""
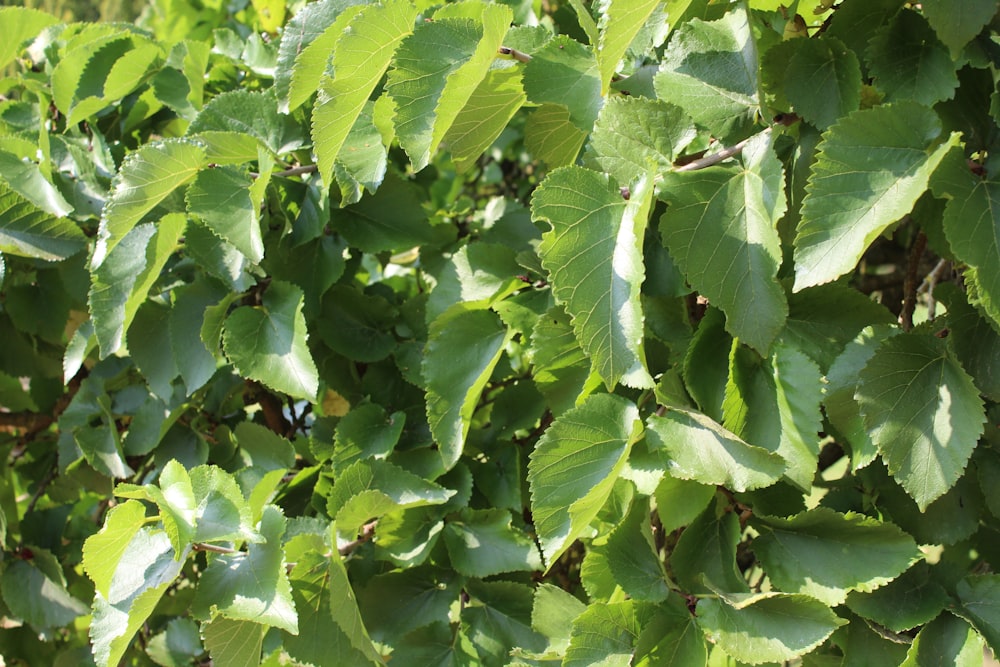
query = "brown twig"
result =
(899, 230, 927, 332)
(338, 520, 377, 556)
(498, 46, 532, 63)
(192, 542, 240, 554)
(673, 127, 772, 173)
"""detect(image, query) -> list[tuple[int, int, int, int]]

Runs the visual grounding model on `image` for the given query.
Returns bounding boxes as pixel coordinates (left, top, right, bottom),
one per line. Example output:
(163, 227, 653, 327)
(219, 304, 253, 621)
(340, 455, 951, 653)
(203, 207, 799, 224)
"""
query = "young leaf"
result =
(525, 103, 590, 168)
(658, 130, 787, 353)
(186, 166, 264, 263)
(646, 407, 785, 492)
(201, 618, 264, 667)
(931, 151, 1000, 329)
(82, 500, 149, 598)
(533, 165, 655, 389)
(0, 7, 59, 70)
(312, 0, 418, 187)
(696, 593, 846, 665)
(90, 214, 185, 358)
(424, 307, 512, 471)
(792, 102, 961, 291)
(522, 36, 602, 134)
(90, 528, 187, 667)
(654, 5, 760, 139)
(274, 0, 365, 113)
(442, 65, 526, 173)
(385, 4, 512, 171)
(93, 139, 205, 268)
(333, 403, 405, 472)
(753, 508, 919, 606)
(0, 181, 87, 261)
(856, 333, 986, 510)
(528, 393, 641, 567)
(222, 280, 319, 400)
(595, 0, 661, 94)
(586, 96, 697, 186)
(187, 89, 304, 156)
(594, 497, 670, 602)
(192, 505, 297, 634)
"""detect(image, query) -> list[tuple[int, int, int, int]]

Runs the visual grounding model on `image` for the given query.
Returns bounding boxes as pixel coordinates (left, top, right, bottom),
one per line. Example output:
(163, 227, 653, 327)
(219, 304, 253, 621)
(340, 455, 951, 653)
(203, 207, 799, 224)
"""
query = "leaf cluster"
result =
(1, 0, 1000, 665)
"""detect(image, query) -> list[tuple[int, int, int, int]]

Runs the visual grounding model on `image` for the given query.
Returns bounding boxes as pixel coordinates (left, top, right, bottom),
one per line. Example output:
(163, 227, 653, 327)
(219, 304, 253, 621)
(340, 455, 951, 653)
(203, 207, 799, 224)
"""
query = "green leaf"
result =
(187, 89, 304, 156)
(792, 102, 960, 291)
(386, 4, 512, 171)
(931, 151, 1000, 329)
(462, 579, 547, 664)
(598, 497, 670, 602)
(0, 148, 74, 217)
(525, 104, 589, 168)
(777, 36, 861, 130)
(901, 613, 983, 667)
(646, 407, 785, 492)
(443, 65, 526, 173)
(90, 528, 187, 667)
(93, 139, 206, 268)
(671, 502, 749, 596)
(201, 618, 264, 667)
(147, 618, 203, 667)
(522, 35, 602, 133)
(319, 285, 398, 363)
(129, 301, 179, 399)
(333, 403, 405, 472)
(528, 305, 593, 416)
(424, 308, 512, 471)
(658, 131, 787, 353)
(528, 393, 641, 567)
(274, 0, 365, 113)
(426, 242, 523, 324)
(192, 505, 297, 633)
(780, 283, 896, 372)
(443, 508, 542, 577)
(596, 0, 661, 94)
(1, 556, 88, 631)
(586, 96, 697, 186)
(0, 181, 86, 261)
(955, 575, 1000, 655)
(866, 9, 958, 106)
(653, 5, 760, 139)
(355, 567, 462, 643)
(327, 459, 455, 539)
(856, 333, 985, 510)
(845, 562, 950, 632)
(91, 214, 185, 358)
(938, 283, 1000, 401)
(0, 7, 59, 70)
(921, 0, 997, 56)
(752, 508, 919, 606)
(284, 543, 381, 667)
(533, 165, 655, 389)
(532, 583, 587, 652)
(329, 174, 443, 254)
(564, 600, 657, 667)
(696, 593, 845, 665)
(222, 280, 319, 400)
(186, 166, 263, 264)
(392, 622, 479, 665)
(653, 474, 715, 533)
(633, 595, 708, 667)
(170, 279, 226, 392)
(312, 0, 418, 187)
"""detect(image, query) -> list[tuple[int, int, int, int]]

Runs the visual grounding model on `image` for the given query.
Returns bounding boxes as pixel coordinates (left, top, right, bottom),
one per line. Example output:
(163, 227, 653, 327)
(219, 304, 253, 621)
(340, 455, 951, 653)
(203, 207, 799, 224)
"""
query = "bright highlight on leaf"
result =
(533, 165, 655, 389)
(793, 102, 961, 291)
(528, 393, 641, 567)
(856, 333, 986, 510)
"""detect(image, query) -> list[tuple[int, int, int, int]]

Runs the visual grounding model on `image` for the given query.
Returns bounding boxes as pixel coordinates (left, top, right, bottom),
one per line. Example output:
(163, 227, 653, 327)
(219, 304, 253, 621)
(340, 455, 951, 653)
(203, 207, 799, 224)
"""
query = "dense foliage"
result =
(1, 0, 1000, 664)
